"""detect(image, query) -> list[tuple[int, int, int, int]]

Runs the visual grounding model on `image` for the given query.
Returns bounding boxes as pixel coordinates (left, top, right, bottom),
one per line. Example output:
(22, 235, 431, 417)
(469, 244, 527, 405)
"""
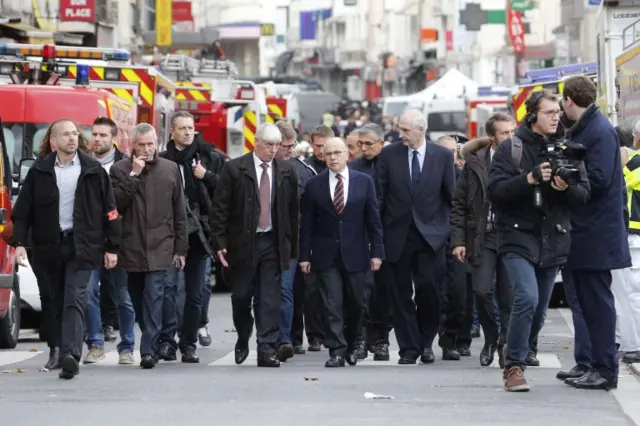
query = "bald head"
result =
(323, 137, 349, 173)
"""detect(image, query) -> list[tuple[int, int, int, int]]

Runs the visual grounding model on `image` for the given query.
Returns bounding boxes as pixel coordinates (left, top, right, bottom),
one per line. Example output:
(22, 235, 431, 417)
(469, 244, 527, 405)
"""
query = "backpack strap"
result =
(511, 136, 523, 172)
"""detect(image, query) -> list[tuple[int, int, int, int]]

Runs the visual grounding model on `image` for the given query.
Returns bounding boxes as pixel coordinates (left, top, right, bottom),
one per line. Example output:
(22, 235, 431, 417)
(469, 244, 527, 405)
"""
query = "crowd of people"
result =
(8, 75, 640, 395)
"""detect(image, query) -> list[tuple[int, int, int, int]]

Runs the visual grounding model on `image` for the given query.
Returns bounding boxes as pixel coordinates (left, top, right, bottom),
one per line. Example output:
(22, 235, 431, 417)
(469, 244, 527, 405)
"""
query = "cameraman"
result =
(488, 90, 591, 392)
(557, 76, 631, 390)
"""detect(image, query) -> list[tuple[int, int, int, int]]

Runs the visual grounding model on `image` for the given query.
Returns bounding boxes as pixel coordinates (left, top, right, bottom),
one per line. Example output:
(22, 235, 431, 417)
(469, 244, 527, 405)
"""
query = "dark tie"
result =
(411, 150, 421, 188)
(259, 163, 271, 229)
(334, 174, 344, 214)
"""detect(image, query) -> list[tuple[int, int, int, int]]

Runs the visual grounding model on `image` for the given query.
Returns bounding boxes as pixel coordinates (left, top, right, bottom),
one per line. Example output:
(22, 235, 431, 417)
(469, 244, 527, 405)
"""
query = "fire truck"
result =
(157, 53, 287, 157)
(0, 43, 175, 150)
(466, 86, 513, 138)
(509, 62, 598, 124)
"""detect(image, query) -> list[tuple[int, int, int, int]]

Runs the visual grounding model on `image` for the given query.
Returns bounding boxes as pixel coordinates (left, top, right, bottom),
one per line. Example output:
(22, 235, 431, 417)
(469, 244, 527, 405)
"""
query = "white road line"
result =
(0, 351, 43, 367)
(557, 307, 575, 334)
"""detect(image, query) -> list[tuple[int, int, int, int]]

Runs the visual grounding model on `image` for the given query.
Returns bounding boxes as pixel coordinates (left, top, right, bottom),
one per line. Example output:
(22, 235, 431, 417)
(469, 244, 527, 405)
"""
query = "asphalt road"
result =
(0, 295, 639, 426)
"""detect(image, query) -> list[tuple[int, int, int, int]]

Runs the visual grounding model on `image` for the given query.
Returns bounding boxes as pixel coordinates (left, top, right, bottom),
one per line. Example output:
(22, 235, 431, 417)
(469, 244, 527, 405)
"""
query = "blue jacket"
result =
(565, 104, 631, 270)
(300, 169, 384, 273)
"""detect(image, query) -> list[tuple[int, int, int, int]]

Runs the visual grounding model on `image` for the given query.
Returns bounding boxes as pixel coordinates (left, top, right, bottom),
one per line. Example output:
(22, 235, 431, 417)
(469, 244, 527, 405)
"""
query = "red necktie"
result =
(259, 163, 270, 229)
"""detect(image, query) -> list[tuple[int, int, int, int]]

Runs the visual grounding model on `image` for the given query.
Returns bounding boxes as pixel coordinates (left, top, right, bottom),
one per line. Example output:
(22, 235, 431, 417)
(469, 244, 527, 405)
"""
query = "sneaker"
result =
(503, 366, 530, 392)
(83, 345, 105, 364)
(198, 326, 212, 347)
(119, 351, 134, 365)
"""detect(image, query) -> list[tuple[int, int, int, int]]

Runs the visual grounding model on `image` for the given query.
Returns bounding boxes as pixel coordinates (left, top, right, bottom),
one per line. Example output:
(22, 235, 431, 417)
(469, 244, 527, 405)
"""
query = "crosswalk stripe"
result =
(0, 351, 43, 367)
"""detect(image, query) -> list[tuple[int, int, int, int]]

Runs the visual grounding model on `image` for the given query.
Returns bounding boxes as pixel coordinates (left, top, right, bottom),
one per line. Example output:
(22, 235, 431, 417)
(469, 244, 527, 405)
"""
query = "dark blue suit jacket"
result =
(377, 141, 455, 263)
(299, 169, 384, 273)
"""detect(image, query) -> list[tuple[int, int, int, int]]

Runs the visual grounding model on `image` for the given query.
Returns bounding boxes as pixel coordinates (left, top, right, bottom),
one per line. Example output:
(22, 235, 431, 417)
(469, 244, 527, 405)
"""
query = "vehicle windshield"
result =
(385, 102, 409, 117)
(2, 122, 91, 175)
(427, 111, 468, 134)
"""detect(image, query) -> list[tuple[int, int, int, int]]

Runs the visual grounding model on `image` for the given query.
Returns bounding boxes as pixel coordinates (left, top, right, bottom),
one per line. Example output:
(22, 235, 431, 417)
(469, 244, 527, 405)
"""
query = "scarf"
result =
(165, 140, 200, 208)
(95, 148, 116, 166)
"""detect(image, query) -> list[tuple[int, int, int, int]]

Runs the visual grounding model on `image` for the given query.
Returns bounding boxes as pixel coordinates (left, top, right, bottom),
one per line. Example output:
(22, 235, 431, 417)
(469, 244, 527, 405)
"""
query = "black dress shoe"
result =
(398, 356, 418, 365)
(293, 345, 306, 355)
(58, 355, 79, 380)
(278, 344, 295, 362)
(180, 347, 200, 363)
(420, 348, 435, 364)
(373, 343, 390, 361)
(235, 346, 250, 365)
(557, 365, 590, 381)
(479, 343, 497, 367)
(457, 345, 471, 357)
(45, 347, 61, 370)
(158, 344, 177, 361)
(471, 325, 481, 338)
(325, 356, 346, 367)
(526, 354, 540, 367)
(257, 354, 280, 367)
(140, 355, 157, 369)
(442, 348, 461, 361)
(567, 370, 617, 390)
(346, 352, 358, 366)
(308, 341, 322, 352)
(354, 337, 368, 360)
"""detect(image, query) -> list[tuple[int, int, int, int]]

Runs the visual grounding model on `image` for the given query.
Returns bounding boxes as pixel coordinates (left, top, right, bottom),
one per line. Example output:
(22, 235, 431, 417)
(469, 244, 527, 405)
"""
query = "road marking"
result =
(557, 307, 575, 334)
(0, 351, 43, 367)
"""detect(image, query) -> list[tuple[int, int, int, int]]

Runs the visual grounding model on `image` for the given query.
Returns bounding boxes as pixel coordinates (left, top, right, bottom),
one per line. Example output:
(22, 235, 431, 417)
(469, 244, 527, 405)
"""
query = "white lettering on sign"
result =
(65, 8, 92, 18)
(70, 0, 88, 5)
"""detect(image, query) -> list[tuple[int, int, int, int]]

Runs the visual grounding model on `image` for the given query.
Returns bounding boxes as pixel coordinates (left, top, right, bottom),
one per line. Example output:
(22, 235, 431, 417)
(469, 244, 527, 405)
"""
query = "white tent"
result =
(409, 69, 479, 101)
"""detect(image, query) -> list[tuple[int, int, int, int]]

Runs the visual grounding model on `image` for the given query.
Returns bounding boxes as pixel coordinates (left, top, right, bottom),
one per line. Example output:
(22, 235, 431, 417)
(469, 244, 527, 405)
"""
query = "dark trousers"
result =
(302, 271, 326, 345)
(438, 246, 472, 349)
(29, 250, 56, 349)
(227, 233, 281, 355)
(43, 236, 92, 361)
(389, 227, 444, 358)
(572, 269, 618, 382)
(317, 265, 367, 357)
(99, 268, 118, 329)
(128, 270, 168, 357)
(561, 269, 592, 369)
(178, 241, 208, 351)
(472, 247, 512, 347)
(199, 257, 213, 328)
(291, 267, 306, 346)
(366, 263, 392, 346)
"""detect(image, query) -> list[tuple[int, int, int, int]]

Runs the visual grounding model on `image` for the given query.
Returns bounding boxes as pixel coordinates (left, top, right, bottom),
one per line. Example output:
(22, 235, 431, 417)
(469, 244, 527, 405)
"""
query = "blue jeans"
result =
(278, 259, 297, 346)
(85, 267, 136, 353)
(128, 270, 169, 357)
(502, 253, 558, 369)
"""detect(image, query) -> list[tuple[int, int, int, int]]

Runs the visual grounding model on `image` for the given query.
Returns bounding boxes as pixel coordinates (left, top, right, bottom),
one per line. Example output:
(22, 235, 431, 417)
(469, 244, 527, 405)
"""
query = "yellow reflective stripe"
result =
(631, 220, 640, 230)
(267, 103, 283, 118)
(121, 68, 153, 106)
(190, 90, 207, 101)
(243, 109, 257, 154)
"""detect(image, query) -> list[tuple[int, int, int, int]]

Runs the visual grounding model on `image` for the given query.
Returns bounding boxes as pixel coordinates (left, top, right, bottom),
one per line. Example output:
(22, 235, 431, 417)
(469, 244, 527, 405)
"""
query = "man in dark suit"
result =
(377, 109, 456, 364)
(300, 137, 384, 367)
(210, 123, 299, 368)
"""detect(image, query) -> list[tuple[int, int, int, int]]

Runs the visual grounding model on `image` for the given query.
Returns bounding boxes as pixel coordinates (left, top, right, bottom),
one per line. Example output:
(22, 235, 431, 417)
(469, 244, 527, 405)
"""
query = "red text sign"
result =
(59, 0, 95, 22)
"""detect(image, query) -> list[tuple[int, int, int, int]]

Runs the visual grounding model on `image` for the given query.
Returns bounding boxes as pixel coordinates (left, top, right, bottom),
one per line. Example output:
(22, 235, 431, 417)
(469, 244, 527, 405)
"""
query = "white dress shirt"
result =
(55, 153, 81, 232)
(329, 167, 349, 206)
(254, 152, 273, 232)
(408, 141, 427, 176)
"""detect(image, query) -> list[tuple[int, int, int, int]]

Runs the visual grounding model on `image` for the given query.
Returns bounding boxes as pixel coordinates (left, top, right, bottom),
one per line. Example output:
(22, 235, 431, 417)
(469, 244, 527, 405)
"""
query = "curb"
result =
(630, 363, 640, 378)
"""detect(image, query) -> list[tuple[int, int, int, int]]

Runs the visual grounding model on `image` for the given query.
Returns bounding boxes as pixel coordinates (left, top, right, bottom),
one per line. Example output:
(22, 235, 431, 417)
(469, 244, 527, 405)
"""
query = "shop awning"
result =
(0, 22, 54, 44)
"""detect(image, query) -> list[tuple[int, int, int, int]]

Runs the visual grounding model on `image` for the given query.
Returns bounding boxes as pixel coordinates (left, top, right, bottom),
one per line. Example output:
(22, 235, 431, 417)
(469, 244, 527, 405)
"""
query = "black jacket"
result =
(304, 155, 326, 174)
(488, 124, 591, 268)
(349, 155, 378, 180)
(12, 151, 121, 270)
(289, 156, 317, 200)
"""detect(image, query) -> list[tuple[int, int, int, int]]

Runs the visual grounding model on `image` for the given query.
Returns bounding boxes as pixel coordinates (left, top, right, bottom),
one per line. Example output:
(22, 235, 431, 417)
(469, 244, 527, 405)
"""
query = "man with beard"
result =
(159, 111, 225, 363)
(452, 113, 516, 368)
(488, 90, 590, 391)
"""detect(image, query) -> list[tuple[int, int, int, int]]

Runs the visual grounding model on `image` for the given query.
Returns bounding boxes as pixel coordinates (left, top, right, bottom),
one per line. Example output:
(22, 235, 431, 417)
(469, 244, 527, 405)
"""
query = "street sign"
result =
(507, 8, 526, 54)
(156, 0, 172, 47)
(260, 24, 275, 36)
(459, 4, 506, 32)
(510, 0, 535, 12)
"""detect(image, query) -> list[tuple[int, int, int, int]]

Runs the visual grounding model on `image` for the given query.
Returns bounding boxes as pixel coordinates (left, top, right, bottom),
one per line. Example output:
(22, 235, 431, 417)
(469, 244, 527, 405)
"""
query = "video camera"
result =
(539, 139, 587, 185)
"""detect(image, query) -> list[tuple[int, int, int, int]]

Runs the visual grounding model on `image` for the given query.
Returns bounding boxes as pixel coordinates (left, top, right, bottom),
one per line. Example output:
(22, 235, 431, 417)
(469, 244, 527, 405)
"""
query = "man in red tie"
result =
(210, 123, 300, 367)
(299, 137, 384, 367)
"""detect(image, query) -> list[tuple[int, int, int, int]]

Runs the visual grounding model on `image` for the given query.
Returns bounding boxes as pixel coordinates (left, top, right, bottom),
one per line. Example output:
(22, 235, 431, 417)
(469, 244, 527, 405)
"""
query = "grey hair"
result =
(256, 123, 283, 143)
(403, 109, 427, 130)
(358, 123, 384, 141)
(437, 135, 456, 145)
(170, 110, 194, 128)
(132, 123, 157, 142)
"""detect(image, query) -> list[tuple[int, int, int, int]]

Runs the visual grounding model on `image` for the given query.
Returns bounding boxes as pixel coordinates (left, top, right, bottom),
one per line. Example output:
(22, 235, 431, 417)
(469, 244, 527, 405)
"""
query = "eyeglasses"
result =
(540, 109, 563, 118)
(358, 140, 379, 147)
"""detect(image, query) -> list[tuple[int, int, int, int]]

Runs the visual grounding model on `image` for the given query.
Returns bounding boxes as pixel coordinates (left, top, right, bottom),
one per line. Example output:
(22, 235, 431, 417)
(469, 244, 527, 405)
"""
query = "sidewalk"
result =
(630, 362, 640, 377)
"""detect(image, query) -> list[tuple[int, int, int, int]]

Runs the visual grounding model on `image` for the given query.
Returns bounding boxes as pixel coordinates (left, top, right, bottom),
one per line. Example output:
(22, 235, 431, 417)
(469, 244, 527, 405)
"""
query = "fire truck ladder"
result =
(160, 54, 198, 81)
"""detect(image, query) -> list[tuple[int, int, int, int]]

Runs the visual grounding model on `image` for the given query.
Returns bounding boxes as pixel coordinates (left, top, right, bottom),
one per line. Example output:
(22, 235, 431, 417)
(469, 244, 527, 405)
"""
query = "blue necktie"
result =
(411, 150, 421, 188)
